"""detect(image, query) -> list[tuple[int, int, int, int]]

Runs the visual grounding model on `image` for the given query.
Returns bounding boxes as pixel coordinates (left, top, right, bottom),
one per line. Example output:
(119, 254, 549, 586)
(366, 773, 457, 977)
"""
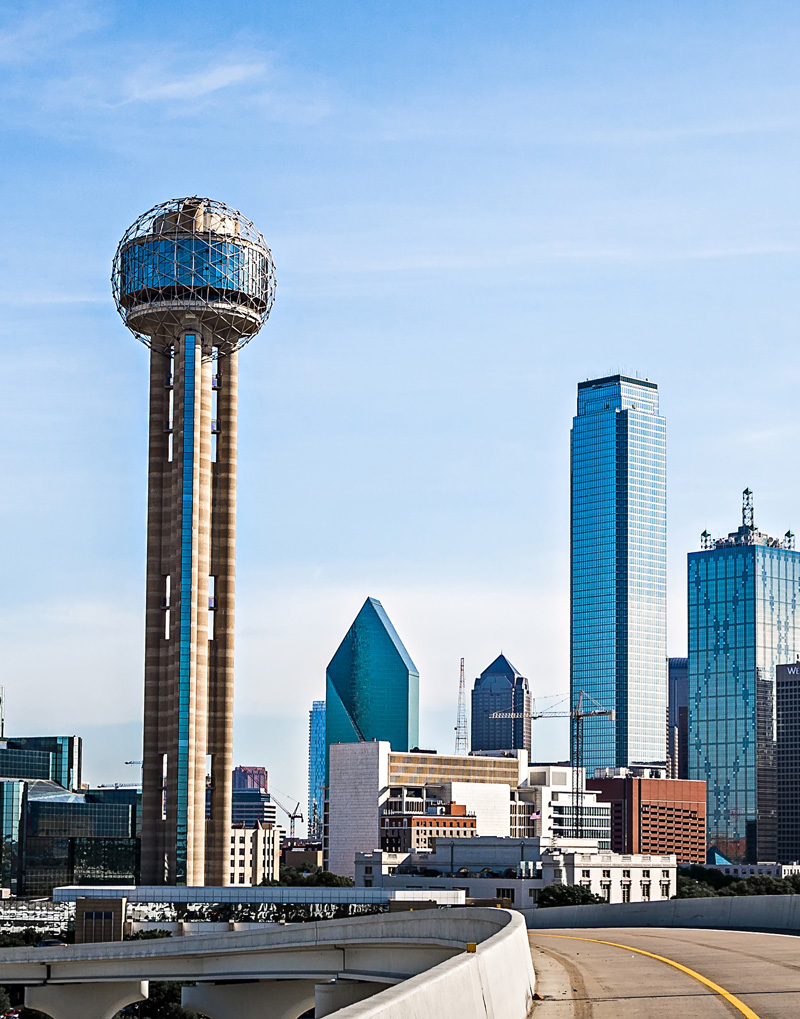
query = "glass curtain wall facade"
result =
(308, 701, 326, 840)
(325, 598, 419, 780)
(688, 503, 800, 862)
(571, 375, 667, 772)
(470, 654, 531, 755)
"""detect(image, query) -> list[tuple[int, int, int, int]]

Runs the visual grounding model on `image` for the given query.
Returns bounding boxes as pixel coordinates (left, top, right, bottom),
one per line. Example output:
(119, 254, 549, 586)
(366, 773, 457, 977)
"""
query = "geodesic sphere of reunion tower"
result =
(111, 197, 276, 887)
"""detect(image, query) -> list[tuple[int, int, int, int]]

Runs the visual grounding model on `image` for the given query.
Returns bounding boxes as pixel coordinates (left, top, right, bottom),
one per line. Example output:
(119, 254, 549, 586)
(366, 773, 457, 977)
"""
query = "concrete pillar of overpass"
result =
(314, 979, 393, 1017)
(25, 981, 148, 1019)
(182, 978, 317, 1019)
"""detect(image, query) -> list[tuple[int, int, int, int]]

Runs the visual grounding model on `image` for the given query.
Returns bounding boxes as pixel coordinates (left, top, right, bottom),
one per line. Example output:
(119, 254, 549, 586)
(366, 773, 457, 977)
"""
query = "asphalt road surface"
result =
(529, 927, 800, 1018)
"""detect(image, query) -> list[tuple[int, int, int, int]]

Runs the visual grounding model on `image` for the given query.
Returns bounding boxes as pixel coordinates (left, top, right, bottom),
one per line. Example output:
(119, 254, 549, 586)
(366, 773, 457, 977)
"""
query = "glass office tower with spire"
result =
(688, 491, 800, 862)
(571, 374, 667, 773)
(307, 700, 326, 840)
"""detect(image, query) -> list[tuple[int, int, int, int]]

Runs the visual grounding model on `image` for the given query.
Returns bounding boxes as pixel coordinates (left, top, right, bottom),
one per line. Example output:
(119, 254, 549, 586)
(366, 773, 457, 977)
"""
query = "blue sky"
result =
(2, 1, 800, 813)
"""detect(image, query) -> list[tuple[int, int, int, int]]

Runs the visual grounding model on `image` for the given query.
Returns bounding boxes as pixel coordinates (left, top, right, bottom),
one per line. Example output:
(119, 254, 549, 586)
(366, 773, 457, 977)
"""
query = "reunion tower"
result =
(112, 198, 276, 885)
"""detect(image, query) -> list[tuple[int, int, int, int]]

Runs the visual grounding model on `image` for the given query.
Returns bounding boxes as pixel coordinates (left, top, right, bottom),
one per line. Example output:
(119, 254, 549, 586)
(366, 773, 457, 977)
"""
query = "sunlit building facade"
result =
(570, 375, 667, 772)
(688, 493, 800, 862)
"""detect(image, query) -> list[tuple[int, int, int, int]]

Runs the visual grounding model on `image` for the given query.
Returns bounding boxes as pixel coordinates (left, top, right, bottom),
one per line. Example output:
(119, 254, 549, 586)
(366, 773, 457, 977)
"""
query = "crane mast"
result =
(454, 657, 469, 755)
(490, 690, 614, 839)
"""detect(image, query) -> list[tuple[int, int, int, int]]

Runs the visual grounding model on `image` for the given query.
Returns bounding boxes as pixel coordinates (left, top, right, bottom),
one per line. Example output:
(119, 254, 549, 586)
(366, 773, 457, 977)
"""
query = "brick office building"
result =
(588, 766, 706, 864)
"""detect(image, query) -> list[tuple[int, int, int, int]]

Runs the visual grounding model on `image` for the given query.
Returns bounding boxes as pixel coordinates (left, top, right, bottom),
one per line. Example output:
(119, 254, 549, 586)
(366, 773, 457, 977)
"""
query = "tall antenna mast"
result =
(455, 658, 469, 755)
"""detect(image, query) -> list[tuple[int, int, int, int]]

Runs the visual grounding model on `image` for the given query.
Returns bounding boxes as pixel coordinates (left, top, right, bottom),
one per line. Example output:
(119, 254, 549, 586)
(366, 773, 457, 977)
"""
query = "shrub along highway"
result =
(529, 927, 800, 1018)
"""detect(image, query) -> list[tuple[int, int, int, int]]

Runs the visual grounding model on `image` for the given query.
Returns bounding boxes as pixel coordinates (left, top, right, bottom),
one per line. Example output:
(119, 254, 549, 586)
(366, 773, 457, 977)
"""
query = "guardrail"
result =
(523, 893, 800, 932)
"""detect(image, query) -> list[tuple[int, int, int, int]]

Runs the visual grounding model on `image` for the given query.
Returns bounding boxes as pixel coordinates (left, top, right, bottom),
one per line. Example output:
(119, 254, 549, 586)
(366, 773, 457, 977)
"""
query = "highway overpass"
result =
(0, 907, 534, 1019)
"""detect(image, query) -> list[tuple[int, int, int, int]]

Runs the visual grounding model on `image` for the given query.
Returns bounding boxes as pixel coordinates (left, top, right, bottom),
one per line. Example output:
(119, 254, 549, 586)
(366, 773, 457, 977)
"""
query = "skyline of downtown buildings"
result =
(306, 372, 800, 864)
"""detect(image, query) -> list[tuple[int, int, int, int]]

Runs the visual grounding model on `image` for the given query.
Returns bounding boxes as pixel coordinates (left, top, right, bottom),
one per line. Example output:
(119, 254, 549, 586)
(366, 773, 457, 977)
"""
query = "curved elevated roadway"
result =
(530, 927, 800, 1018)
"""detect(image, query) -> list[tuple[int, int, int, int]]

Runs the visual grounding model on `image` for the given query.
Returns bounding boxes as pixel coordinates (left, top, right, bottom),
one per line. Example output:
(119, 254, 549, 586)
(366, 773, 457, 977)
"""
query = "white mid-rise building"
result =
(327, 744, 611, 877)
(355, 836, 676, 908)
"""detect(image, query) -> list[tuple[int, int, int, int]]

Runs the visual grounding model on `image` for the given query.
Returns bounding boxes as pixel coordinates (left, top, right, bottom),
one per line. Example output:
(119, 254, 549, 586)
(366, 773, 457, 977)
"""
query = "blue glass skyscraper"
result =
(571, 374, 667, 772)
(325, 597, 419, 778)
(307, 700, 326, 840)
(688, 491, 800, 862)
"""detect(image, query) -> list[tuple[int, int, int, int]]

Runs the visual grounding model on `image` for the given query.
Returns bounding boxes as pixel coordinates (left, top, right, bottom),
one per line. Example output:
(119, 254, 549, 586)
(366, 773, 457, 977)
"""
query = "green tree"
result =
(537, 884, 605, 908)
(676, 875, 718, 898)
(260, 865, 354, 888)
(125, 929, 173, 941)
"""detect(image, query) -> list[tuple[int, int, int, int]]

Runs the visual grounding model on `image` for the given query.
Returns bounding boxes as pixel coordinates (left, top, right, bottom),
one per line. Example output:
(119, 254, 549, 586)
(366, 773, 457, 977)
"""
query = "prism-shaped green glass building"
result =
(325, 598, 419, 778)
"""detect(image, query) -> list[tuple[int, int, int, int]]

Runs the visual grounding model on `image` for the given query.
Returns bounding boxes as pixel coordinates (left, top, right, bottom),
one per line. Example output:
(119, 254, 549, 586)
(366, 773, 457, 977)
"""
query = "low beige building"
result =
(229, 822, 282, 886)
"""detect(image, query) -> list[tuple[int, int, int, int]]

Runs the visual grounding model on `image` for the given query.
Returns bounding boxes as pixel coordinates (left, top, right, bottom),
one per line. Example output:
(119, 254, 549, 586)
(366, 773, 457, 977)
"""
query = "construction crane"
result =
(454, 657, 469, 755)
(271, 791, 304, 839)
(490, 689, 614, 839)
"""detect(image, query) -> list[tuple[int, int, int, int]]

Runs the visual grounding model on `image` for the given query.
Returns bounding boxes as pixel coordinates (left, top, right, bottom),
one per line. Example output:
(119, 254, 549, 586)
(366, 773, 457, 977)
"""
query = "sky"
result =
(2, 1, 800, 822)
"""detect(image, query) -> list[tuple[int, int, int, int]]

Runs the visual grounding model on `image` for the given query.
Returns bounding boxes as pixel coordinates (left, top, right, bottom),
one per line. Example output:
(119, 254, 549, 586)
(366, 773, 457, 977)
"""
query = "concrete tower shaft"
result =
(141, 327, 237, 885)
(113, 198, 275, 886)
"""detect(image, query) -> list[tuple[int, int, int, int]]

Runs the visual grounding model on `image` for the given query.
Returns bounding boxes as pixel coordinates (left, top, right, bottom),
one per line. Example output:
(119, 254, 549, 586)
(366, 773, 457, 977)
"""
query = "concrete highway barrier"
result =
(523, 892, 800, 932)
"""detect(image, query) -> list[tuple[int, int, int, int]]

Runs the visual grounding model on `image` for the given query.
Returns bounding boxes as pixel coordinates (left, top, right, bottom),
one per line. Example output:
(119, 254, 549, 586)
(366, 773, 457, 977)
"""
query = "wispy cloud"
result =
(0, 2, 100, 66)
(121, 61, 267, 104)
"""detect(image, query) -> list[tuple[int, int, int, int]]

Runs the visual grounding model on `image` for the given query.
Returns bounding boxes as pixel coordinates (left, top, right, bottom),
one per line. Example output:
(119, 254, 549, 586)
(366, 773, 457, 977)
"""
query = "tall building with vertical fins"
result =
(570, 374, 667, 773)
(688, 491, 799, 863)
(308, 700, 326, 840)
(112, 197, 276, 886)
(325, 597, 419, 781)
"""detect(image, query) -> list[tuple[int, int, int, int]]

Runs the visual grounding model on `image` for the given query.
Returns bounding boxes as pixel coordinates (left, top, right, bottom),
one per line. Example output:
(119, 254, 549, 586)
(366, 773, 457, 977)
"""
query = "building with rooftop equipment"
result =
(571, 374, 667, 773)
(689, 490, 800, 863)
(587, 764, 706, 864)
(355, 836, 676, 907)
(470, 654, 531, 756)
(326, 744, 611, 877)
(325, 597, 419, 780)
(112, 197, 276, 886)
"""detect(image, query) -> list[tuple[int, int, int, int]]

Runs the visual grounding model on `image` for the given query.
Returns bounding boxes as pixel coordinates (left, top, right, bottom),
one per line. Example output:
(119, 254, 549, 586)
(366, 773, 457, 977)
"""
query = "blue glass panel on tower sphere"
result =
(120, 238, 271, 309)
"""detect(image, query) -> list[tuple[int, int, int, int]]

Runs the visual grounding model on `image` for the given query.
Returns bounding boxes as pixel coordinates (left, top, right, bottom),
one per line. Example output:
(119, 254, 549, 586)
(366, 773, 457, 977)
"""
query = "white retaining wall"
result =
(329, 909, 535, 1019)
(523, 893, 800, 932)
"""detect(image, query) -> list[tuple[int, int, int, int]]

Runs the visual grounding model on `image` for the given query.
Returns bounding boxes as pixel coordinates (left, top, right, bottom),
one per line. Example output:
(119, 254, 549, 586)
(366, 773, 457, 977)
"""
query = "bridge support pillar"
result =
(25, 981, 148, 1019)
(314, 979, 392, 1017)
(182, 978, 316, 1019)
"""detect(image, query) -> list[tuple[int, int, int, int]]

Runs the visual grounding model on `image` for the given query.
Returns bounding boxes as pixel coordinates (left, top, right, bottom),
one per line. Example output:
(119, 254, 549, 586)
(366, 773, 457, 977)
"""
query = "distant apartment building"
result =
(777, 663, 800, 862)
(325, 597, 419, 781)
(587, 765, 706, 864)
(228, 822, 282, 886)
(308, 700, 326, 840)
(326, 743, 610, 877)
(668, 657, 689, 779)
(571, 374, 667, 773)
(470, 654, 531, 756)
(688, 491, 800, 862)
(355, 836, 677, 906)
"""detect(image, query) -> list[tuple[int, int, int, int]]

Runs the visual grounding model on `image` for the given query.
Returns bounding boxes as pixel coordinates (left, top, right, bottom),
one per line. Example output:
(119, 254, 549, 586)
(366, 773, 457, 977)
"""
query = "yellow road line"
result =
(534, 933, 763, 1019)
